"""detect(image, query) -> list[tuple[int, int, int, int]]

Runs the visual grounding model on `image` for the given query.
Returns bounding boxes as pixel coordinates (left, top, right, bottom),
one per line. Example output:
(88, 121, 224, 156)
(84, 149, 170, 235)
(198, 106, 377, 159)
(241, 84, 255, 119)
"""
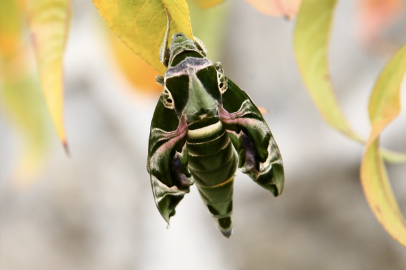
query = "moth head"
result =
(171, 32, 188, 44)
(166, 33, 208, 66)
(159, 9, 207, 67)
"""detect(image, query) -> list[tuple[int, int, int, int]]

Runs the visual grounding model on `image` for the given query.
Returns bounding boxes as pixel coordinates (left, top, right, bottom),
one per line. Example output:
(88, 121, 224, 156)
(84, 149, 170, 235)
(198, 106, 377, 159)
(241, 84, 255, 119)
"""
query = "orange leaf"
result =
(244, 0, 302, 18)
(357, 0, 404, 43)
(109, 29, 162, 94)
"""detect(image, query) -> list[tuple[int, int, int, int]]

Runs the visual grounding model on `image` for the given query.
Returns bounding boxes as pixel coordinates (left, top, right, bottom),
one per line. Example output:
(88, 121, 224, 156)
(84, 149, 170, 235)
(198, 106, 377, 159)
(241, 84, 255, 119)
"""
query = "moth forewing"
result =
(219, 78, 284, 196)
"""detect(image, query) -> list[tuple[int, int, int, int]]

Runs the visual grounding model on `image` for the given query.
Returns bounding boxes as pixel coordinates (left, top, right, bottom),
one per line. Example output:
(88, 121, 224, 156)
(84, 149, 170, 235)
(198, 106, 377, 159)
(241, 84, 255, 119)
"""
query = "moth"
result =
(147, 13, 284, 238)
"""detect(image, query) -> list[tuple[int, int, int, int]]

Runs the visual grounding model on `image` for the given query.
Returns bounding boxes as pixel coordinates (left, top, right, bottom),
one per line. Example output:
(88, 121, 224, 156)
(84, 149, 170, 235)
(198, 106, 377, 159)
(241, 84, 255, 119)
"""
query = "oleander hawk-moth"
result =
(147, 14, 284, 238)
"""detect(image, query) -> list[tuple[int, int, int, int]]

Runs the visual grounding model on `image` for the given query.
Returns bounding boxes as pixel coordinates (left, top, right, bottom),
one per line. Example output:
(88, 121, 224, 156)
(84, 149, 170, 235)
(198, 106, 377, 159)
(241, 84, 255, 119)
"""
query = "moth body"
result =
(147, 17, 284, 238)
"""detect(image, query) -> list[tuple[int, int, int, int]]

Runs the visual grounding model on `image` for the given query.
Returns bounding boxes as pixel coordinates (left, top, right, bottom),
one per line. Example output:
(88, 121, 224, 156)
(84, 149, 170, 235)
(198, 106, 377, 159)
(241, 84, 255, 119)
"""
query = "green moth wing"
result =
(218, 73, 284, 197)
(147, 95, 193, 223)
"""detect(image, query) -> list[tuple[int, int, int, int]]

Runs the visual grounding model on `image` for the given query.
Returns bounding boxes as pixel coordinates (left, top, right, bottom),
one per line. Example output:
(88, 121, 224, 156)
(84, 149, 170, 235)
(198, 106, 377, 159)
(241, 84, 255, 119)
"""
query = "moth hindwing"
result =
(147, 13, 284, 238)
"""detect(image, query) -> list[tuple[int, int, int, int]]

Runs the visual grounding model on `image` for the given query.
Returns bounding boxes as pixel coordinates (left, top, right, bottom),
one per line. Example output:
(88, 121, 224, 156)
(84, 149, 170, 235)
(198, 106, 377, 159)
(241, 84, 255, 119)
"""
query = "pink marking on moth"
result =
(218, 100, 275, 175)
(151, 116, 188, 159)
(217, 101, 266, 130)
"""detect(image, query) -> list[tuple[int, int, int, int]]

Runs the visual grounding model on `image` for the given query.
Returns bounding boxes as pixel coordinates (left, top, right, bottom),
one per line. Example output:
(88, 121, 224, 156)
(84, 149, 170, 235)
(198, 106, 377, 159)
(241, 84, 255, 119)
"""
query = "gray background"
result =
(1, 0, 406, 269)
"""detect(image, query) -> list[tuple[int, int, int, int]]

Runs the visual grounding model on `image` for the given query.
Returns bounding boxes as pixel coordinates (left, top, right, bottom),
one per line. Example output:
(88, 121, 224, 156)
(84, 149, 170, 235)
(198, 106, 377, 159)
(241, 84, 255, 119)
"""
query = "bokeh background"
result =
(1, 0, 406, 269)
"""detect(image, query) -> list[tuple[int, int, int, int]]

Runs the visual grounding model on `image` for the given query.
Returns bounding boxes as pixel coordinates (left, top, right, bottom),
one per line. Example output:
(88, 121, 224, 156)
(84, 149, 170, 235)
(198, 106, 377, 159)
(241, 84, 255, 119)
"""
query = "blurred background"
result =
(1, 0, 406, 269)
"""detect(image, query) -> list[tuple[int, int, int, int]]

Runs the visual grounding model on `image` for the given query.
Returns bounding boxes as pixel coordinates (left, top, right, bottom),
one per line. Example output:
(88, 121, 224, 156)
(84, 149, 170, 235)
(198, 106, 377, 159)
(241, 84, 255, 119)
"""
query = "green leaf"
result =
(294, 0, 363, 141)
(25, 0, 71, 152)
(92, 0, 193, 75)
(0, 66, 50, 187)
(0, 0, 50, 187)
(188, 0, 230, 62)
(361, 43, 406, 247)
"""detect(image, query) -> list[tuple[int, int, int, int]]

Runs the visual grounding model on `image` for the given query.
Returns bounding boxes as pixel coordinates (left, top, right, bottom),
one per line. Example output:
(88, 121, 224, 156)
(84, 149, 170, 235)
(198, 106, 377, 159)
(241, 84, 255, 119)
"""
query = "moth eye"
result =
(162, 88, 175, 109)
(219, 82, 224, 89)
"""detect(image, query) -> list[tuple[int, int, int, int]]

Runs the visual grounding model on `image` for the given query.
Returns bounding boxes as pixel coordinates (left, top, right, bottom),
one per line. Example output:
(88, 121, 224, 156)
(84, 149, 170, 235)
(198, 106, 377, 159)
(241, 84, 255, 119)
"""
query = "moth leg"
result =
(240, 133, 257, 172)
(172, 152, 193, 190)
(156, 75, 164, 86)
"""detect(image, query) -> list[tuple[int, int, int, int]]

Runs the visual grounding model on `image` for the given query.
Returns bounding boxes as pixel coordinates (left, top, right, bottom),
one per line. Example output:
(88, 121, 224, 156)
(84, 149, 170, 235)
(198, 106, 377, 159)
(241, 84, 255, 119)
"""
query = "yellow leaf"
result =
(381, 149, 406, 164)
(368, 44, 406, 143)
(25, 0, 70, 152)
(244, 0, 301, 18)
(108, 29, 162, 94)
(92, 0, 193, 75)
(294, 0, 363, 141)
(361, 43, 406, 246)
(107, 0, 229, 94)
(194, 0, 226, 9)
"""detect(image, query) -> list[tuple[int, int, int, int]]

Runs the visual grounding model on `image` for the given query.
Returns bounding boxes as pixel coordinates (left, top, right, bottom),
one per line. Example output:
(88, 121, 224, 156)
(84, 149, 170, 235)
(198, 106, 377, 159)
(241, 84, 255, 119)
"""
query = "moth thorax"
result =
(186, 108, 218, 126)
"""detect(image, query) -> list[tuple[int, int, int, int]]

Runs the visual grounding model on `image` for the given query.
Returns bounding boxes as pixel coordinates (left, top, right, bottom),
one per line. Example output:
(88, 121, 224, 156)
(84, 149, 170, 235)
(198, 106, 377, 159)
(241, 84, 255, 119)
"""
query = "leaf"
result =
(0, 0, 23, 57)
(361, 43, 406, 246)
(108, 28, 162, 94)
(294, 0, 406, 245)
(357, 0, 404, 44)
(107, 0, 229, 94)
(294, 0, 406, 162)
(294, 0, 363, 141)
(244, 0, 302, 18)
(25, 0, 71, 152)
(0, 62, 51, 188)
(367, 45, 405, 141)
(188, 0, 230, 62)
(0, 0, 50, 187)
(381, 149, 406, 164)
(92, 0, 193, 75)
(193, 0, 226, 9)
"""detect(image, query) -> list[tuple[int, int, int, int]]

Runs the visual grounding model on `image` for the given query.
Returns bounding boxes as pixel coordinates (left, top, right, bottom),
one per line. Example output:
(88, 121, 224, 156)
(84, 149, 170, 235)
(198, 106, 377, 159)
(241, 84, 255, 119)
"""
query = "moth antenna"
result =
(159, 8, 171, 67)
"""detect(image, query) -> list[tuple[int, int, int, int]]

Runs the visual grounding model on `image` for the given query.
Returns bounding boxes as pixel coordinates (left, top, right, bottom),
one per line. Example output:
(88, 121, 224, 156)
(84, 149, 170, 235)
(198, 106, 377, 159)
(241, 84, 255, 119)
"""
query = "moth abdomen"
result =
(186, 119, 237, 237)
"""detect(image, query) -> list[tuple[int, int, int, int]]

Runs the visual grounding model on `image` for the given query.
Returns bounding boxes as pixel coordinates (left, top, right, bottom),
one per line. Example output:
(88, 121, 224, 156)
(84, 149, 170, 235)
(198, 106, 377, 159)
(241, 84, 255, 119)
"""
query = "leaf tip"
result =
(62, 140, 70, 157)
